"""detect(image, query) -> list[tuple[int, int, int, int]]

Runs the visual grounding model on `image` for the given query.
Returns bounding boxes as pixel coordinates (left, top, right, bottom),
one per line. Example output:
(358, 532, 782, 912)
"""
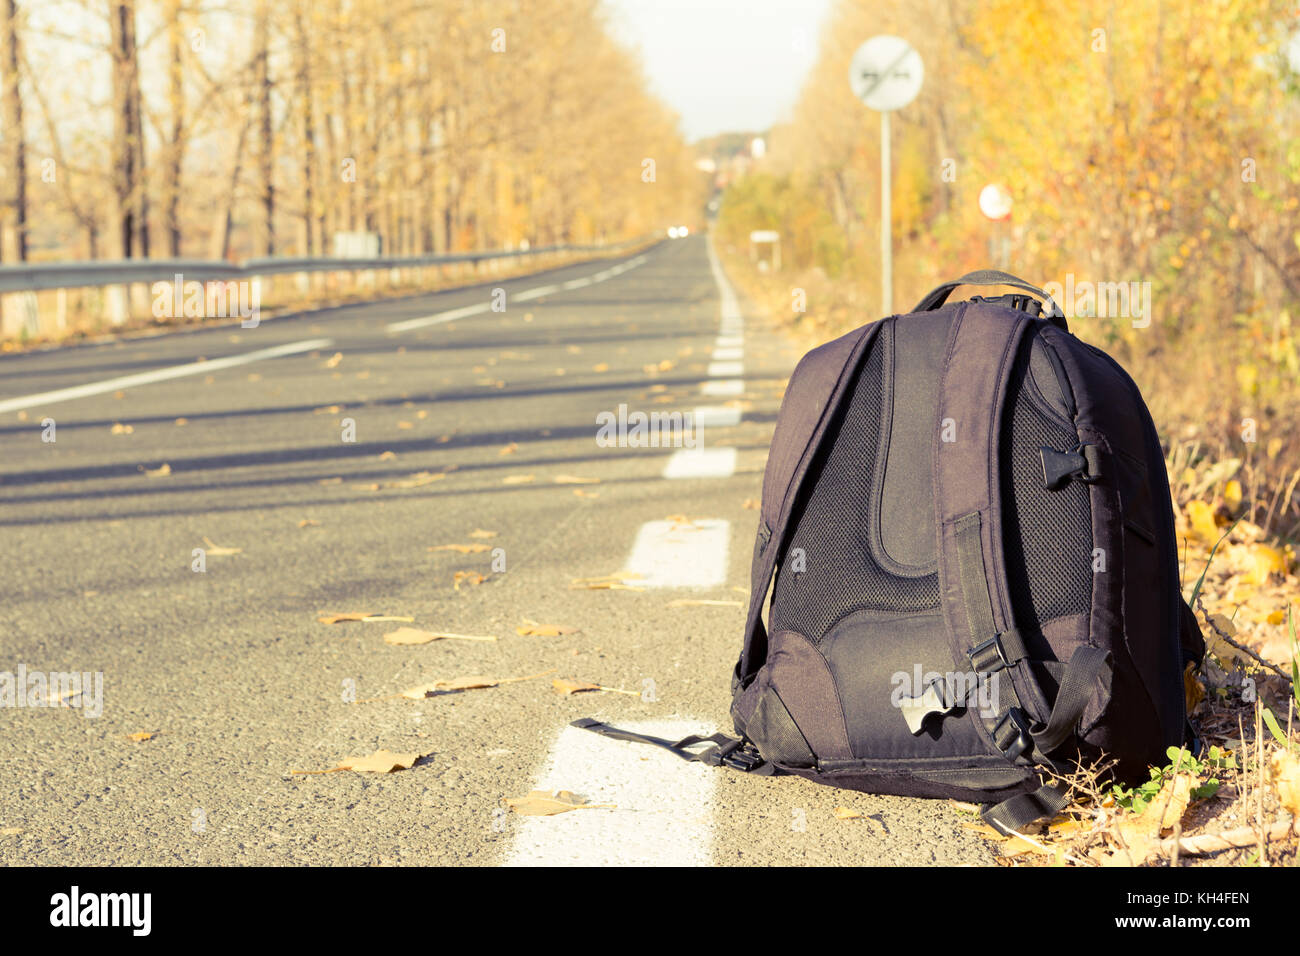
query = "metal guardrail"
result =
(0, 235, 656, 295)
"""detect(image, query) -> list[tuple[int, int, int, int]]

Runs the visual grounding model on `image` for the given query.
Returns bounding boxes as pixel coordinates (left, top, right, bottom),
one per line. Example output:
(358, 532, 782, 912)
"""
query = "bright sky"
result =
(604, 0, 836, 142)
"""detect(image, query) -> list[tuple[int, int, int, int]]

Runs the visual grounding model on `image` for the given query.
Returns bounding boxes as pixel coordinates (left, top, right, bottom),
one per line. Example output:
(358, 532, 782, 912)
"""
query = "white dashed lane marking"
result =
(692, 405, 742, 428)
(0, 337, 335, 415)
(385, 254, 647, 332)
(622, 518, 731, 588)
(662, 446, 738, 480)
(701, 379, 744, 397)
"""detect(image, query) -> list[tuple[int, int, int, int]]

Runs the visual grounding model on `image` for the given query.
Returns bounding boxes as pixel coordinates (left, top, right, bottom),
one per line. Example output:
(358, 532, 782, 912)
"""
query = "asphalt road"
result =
(0, 234, 994, 866)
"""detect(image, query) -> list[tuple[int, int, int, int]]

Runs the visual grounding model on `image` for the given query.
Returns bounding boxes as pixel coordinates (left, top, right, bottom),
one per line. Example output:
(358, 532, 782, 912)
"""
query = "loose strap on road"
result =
(570, 718, 774, 774)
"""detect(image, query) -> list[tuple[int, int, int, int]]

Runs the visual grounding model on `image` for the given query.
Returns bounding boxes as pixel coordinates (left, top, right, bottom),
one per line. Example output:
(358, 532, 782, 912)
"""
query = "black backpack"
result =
(576, 270, 1202, 834)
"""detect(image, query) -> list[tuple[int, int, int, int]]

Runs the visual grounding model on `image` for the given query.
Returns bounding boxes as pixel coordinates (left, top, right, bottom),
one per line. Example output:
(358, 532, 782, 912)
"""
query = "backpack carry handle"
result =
(913, 269, 1068, 332)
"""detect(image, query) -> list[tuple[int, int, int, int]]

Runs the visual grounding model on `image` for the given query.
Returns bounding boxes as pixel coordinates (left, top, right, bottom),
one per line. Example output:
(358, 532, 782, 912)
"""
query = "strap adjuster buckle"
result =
(718, 739, 766, 772)
(970, 634, 1012, 674)
(992, 707, 1034, 762)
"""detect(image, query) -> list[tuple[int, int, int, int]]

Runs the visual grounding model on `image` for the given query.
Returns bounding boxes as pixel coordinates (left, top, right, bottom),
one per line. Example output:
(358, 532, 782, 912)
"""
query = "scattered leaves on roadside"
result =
(503, 474, 535, 485)
(668, 599, 744, 608)
(429, 543, 490, 553)
(110, 422, 134, 435)
(139, 463, 171, 478)
(499, 442, 518, 456)
(126, 731, 159, 742)
(469, 529, 497, 539)
(323, 352, 343, 369)
(554, 474, 600, 485)
(298, 519, 320, 528)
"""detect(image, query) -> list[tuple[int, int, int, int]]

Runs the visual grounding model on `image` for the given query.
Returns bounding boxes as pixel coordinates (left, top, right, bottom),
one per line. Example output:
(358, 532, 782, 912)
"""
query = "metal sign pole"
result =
(848, 35, 922, 320)
(880, 110, 891, 315)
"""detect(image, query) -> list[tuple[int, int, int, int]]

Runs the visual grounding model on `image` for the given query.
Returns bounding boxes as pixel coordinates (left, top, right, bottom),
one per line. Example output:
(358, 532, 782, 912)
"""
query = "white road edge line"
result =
(0, 337, 335, 416)
(504, 718, 716, 867)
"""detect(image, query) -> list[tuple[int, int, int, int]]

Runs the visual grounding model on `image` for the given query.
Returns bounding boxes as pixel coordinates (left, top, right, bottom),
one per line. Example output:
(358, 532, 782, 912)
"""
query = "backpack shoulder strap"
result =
(735, 320, 883, 686)
(932, 302, 1114, 830)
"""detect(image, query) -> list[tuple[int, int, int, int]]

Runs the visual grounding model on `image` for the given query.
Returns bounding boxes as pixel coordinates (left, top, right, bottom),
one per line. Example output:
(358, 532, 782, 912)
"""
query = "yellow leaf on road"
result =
(126, 731, 158, 742)
(502, 790, 615, 816)
(516, 620, 580, 637)
(318, 612, 415, 624)
(201, 537, 242, 556)
(382, 627, 498, 645)
(429, 543, 490, 553)
(552, 678, 601, 695)
(140, 463, 171, 478)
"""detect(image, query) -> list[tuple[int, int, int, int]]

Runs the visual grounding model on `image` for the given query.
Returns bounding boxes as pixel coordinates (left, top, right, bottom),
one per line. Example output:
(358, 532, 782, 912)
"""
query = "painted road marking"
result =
(716, 335, 743, 348)
(386, 254, 648, 332)
(504, 719, 715, 867)
(706, 361, 744, 378)
(712, 347, 743, 361)
(386, 302, 491, 333)
(0, 338, 335, 416)
(623, 518, 730, 588)
(692, 405, 742, 428)
(513, 283, 560, 301)
(662, 446, 738, 480)
(701, 379, 744, 397)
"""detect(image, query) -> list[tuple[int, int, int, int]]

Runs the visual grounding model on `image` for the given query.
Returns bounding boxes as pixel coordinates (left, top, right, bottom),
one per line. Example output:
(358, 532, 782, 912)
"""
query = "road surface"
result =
(0, 234, 993, 866)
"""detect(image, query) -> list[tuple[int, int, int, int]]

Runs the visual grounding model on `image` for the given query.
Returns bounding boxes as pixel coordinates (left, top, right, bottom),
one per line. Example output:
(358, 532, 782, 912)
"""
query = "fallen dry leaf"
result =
(502, 474, 535, 485)
(126, 731, 158, 742)
(573, 489, 599, 498)
(453, 571, 486, 591)
(201, 536, 242, 557)
(174, 418, 188, 426)
(516, 620, 580, 637)
(668, 599, 744, 608)
(382, 627, 498, 645)
(323, 352, 343, 369)
(499, 442, 518, 456)
(379, 450, 397, 461)
(1270, 749, 1300, 820)
(554, 475, 600, 485)
(469, 529, 498, 539)
(429, 543, 490, 553)
(110, 422, 134, 435)
(298, 519, 320, 528)
(502, 790, 615, 816)
(292, 749, 425, 775)
(318, 612, 415, 624)
(373, 669, 556, 702)
(0, 827, 20, 836)
(833, 807, 865, 820)
(140, 463, 171, 478)
(317, 476, 343, 485)
(553, 677, 601, 695)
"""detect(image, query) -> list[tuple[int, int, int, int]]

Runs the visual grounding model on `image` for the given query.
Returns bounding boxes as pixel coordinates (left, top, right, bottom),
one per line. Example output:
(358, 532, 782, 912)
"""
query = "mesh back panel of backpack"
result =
(1000, 351, 1094, 634)
(770, 340, 940, 645)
